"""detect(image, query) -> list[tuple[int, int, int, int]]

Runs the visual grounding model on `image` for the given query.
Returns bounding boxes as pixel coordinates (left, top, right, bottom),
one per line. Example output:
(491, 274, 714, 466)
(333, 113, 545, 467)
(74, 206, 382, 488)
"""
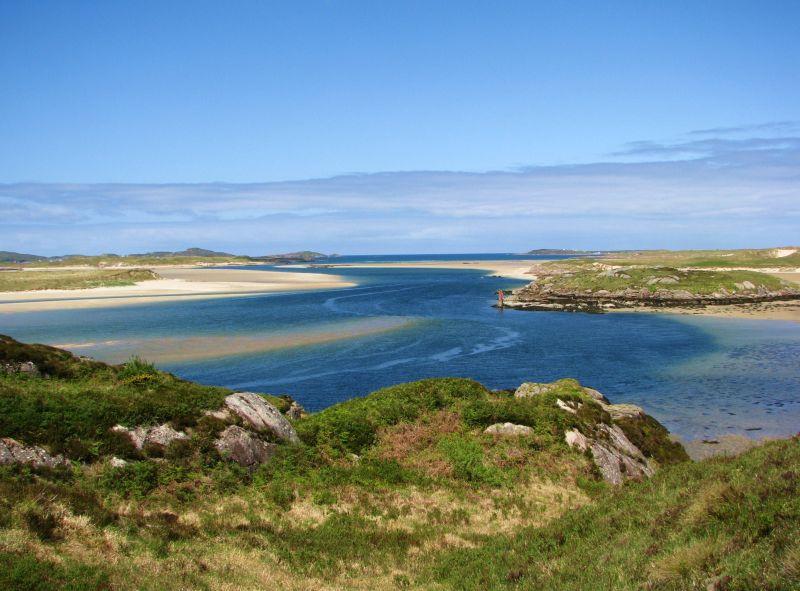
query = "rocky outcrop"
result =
(484, 423, 534, 437)
(0, 437, 69, 469)
(503, 263, 800, 313)
(565, 424, 655, 485)
(286, 401, 305, 421)
(111, 423, 188, 451)
(223, 393, 300, 444)
(0, 360, 40, 376)
(515, 382, 558, 398)
(214, 425, 277, 467)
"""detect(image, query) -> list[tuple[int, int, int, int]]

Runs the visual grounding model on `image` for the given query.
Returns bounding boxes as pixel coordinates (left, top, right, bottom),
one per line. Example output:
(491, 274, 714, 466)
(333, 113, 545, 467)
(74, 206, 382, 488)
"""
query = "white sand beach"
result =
(319, 260, 541, 280)
(0, 268, 356, 313)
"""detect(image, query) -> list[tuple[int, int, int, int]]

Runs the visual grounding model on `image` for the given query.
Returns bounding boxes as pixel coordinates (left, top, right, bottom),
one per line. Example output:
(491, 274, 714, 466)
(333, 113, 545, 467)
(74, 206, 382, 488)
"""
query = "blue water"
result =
(2, 261, 799, 440)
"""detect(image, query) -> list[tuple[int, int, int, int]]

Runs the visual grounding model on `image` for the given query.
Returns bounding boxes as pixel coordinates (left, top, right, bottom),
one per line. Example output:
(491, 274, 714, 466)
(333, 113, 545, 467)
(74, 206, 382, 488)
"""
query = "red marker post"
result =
(497, 289, 504, 308)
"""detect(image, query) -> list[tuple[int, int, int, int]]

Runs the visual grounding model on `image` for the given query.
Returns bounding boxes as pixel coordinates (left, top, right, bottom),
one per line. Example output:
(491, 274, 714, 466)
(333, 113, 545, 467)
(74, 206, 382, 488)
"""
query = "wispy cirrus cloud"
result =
(2, 123, 798, 255)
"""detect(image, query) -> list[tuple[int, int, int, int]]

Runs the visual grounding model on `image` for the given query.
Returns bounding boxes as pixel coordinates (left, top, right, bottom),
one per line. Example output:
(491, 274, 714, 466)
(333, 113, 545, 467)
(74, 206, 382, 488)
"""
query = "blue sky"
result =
(1, 1, 798, 254)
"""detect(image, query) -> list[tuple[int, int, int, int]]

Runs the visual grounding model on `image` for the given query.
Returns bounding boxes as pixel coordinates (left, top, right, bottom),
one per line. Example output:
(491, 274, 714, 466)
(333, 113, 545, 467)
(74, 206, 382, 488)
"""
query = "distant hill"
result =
(5, 247, 330, 267)
(127, 247, 240, 258)
(0, 251, 47, 263)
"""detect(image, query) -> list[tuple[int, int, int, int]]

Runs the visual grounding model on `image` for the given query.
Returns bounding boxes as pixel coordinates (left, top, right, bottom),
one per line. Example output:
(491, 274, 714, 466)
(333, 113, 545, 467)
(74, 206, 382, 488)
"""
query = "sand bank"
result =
(0, 268, 355, 313)
(53, 316, 416, 364)
(319, 260, 542, 280)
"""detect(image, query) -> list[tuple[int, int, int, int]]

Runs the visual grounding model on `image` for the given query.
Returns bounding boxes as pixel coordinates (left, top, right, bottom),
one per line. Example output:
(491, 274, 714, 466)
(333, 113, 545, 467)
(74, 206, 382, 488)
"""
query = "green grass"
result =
(601, 247, 800, 269)
(0, 268, 160, 291)
(22, 254, 253, 268)
(0, 334, 796, 590)
(427, 438, 800, 590)
(534, 261, 787, 295)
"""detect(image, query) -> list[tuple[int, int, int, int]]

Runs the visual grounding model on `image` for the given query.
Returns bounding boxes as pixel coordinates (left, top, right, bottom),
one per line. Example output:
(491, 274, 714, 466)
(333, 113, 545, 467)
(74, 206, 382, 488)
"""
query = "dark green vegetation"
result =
(0, 335, 796, 590)
(0, 268, 161, 292)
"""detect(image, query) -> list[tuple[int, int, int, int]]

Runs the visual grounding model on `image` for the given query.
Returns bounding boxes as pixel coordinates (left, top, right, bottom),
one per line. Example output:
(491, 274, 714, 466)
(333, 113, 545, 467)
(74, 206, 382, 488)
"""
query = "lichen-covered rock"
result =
(484, 423, 534, 437)
(214, 425, 277, 467)
(556, 398, 580, 414)
(109, 456, 128, 468)
(565, 424, 654, 485)
(1, 360, 40, 376)
(286, 401, 305, 421)
(111, 423, 188, 451)
(0, 437, 69, 469)
(515, 382, 557, 398)
(603, 403, 645, 420)
(224, 392, 300, 444)
(582, 387, 609, 403)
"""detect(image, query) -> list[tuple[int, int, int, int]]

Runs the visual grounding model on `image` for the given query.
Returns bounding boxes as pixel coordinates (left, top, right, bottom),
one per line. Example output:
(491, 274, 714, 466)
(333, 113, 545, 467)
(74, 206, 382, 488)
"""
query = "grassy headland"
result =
(599, 247, 800, 269)
(0, 269, 161, 292)
(0, 335, 797, 590)
(504, 257, 800, 313)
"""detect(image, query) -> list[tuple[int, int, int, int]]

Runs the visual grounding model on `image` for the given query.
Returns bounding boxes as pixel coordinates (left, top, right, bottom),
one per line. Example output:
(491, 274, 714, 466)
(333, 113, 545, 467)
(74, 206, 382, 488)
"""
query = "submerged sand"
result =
(0, 267, 355, 313)
(54, 316, 417, 364)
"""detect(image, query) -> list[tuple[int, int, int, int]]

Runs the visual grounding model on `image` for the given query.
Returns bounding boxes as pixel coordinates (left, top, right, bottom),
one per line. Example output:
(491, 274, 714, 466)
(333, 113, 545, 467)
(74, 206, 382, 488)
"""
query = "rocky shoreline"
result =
(501, 262, 800, 313)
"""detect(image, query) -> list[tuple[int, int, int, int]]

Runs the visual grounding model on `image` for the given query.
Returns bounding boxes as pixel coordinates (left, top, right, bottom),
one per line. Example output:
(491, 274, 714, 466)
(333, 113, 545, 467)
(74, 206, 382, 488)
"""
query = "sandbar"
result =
(0, 267, 356, 313)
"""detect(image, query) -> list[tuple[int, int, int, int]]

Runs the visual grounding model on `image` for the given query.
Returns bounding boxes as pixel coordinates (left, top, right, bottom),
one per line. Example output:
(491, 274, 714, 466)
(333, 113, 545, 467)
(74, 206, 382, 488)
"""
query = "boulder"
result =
(564, 424, 654, 485)
(109, 456, 128, 468)
(1, 361, 40, 376)
(556, 398, 579, 414)
(515, 382, 557, 398)
(603, 403, 645, 420)
(214, 425, 277, 467)
(0, 437, 69, 469)
(484, 423, 534, 437)
(286, 401, 305, 421)
(224, 393, 300, 444)
(111, 423, 188, 451)
(582, 387, 610, 403)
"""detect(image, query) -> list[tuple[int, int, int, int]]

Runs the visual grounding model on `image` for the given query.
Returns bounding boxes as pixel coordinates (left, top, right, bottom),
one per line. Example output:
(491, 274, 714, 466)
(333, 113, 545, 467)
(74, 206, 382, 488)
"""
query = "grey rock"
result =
(109, 456, 128, 468)
(556, 398, 579, 414)
(602, 403, 645, 420)
(215, 425, 277, 467)
(286, 401, 305, 421)
(515, 382, 557, 398)
(0, 437, 69, 469)
(742, 280, 755, 290)
(1, 361, 40, 376)
(224, 393, 300, 444)
(564, 424, 654, 485)
(582, 387, 609, 403)
(111, 423, 188, 451)
(484, 423, 534, 437)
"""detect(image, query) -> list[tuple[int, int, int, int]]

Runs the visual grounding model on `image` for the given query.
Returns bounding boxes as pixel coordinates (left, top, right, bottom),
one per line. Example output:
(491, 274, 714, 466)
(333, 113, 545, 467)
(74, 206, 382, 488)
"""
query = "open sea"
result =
(1, 253, 798, 441)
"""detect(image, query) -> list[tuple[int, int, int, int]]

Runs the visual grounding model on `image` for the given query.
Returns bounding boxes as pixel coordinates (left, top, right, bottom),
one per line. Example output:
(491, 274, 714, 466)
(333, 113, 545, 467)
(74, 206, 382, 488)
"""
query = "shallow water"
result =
(2, 259, 798, 440)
